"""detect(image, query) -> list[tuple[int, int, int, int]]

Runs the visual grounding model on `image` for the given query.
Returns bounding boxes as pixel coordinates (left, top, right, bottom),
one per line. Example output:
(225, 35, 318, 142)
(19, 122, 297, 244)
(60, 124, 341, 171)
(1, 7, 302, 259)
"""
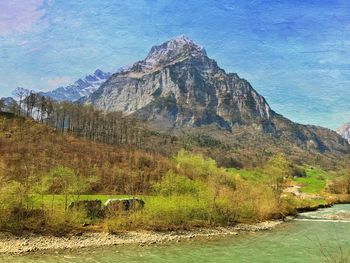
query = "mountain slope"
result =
(86, 36, 350, 155)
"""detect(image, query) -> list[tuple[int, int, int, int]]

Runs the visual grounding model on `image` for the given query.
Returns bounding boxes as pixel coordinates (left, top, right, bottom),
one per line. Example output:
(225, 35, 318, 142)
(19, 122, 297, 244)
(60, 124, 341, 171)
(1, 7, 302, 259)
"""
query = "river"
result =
(2, 204, 350, 263)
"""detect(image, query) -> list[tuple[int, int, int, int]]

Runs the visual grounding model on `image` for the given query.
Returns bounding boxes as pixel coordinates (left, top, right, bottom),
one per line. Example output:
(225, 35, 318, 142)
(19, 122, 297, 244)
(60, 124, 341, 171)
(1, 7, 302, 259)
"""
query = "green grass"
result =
(29, 194, 218, 230)
(226, 167, 264, 182)
(228, 166, 332, 195)
(294, 167, 331, 194)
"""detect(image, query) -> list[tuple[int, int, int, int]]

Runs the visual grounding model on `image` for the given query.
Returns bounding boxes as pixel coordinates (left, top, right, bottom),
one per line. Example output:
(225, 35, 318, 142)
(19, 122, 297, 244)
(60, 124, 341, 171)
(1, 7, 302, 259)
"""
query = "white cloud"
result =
(0, 0, 48, 35)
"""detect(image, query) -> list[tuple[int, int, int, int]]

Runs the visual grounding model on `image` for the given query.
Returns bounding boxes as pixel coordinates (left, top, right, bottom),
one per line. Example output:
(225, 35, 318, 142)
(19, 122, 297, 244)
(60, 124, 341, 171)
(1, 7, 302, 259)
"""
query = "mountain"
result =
(12, 70, 111, 103)
(39, 69, 111, 102)
(87, 37, 271, 127)
(85, 36, 349, 155)
(337, 123, 350, 143)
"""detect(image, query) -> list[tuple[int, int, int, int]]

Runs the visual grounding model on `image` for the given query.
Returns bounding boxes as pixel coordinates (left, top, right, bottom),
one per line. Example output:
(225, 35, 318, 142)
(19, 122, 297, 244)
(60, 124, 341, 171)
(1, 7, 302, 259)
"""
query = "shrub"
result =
(326, 177, 350, 194)
(291, 165, 307, 178)
(153, 171, 205, 197)
(104, 196, 213, 232)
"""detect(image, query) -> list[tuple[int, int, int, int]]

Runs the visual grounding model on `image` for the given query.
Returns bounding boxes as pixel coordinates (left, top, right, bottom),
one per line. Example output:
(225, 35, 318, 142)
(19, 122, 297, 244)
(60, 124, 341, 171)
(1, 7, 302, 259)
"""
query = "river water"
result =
(2, 204, 350, 263)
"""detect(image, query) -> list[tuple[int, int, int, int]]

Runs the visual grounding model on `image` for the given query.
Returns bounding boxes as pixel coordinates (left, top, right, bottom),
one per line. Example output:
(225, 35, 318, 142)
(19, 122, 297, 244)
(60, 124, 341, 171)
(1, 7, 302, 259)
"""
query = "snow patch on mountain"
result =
(136, 35, 207, 71)
(39, 69, 111, 102)
(11, 69, 111, 102)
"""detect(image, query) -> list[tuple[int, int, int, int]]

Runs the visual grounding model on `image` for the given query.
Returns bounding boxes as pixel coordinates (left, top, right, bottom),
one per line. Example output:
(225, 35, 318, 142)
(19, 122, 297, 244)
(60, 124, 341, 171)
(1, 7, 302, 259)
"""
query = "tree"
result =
(0, 98, 4, 112)
(44, 166, 96, 212)
(8, 100, 20, 116)
(326, 170, 350, 194)
(23, 92, 38, 117)
(0, 180, 24, 210)
(264, 154, 291, 206)
(18, 93, 146, 148)
(153, 171, 203, 197)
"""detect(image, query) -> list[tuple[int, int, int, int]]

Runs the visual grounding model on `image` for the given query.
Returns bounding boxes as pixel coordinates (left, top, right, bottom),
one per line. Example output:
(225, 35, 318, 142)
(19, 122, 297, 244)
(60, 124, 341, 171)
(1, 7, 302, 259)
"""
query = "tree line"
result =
(2, 89, 147, 147)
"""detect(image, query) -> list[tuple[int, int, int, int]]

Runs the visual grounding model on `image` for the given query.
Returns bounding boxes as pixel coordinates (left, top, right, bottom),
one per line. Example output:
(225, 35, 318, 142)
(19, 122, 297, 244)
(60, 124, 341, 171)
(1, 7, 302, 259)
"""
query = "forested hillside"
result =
(0, 113, 349, 234)
(0, 112, 169, 195)
(1, 92, 349, 170)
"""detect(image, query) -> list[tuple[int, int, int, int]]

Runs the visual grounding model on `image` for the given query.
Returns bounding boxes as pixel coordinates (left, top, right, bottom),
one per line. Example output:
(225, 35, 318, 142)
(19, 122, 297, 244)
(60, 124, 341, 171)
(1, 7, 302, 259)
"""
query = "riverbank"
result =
(2, 201, 348, 255)
(3, 205, 350, 263)
(0, 220, 283, 254)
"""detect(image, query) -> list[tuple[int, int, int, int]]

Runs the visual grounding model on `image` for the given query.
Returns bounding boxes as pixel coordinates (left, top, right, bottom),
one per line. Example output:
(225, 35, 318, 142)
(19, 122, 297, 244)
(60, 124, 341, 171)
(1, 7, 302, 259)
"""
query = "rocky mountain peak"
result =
(88, 37, 272, 127)
(85, 37, 350, 155)
(94, 69, 110, 79)
(139, 36, 207, 70)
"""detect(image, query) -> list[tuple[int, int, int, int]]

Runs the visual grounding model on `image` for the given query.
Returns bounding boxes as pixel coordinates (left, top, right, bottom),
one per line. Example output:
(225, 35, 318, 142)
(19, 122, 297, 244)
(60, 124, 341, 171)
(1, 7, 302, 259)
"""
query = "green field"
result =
(226, 167, 264, 181)
(294, 167, 331, 194)
(228, 166, 333, 195)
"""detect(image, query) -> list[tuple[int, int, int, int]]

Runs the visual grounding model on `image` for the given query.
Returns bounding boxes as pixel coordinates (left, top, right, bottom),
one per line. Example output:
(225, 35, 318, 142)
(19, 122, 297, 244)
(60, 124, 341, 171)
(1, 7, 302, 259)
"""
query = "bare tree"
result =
(0, 98, 4, 112)
(20, 93, 146, 149)
(14, 88, 30, 116)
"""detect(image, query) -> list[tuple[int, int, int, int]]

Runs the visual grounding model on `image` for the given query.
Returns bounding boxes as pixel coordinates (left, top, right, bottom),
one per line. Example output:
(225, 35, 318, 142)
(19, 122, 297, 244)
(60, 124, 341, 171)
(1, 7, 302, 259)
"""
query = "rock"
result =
(69, 200, 104, 219)
(104, 198, 145, 216)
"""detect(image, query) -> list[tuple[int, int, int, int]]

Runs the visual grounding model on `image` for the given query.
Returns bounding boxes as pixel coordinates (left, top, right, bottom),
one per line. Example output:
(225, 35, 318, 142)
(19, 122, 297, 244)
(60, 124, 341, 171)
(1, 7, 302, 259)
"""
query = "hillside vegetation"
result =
(0, 113, 349, 234)
(3, 77, 350, 171)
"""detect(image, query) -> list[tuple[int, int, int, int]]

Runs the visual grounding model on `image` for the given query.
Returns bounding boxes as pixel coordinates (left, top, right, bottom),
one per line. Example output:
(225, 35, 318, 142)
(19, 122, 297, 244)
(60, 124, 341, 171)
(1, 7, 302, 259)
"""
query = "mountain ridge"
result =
(12, 69, 111, 102)
(88, 37, 272, 125)
(39, 69, 111, 102)
(0, 37, 324, 157)
(84, 36, 349, 155)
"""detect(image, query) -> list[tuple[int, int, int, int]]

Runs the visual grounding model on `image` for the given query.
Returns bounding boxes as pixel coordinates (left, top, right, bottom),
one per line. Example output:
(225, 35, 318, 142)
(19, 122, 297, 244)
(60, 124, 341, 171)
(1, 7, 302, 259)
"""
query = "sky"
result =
(0, 0, 349, 129)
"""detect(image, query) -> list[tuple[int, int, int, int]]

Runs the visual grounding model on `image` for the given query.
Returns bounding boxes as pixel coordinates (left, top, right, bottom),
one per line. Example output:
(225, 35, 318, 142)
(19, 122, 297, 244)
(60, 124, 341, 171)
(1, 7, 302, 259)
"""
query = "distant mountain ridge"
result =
(12, 69, 111, 102)
(39, 69, 111, 102)
(84, 36, 350, 155)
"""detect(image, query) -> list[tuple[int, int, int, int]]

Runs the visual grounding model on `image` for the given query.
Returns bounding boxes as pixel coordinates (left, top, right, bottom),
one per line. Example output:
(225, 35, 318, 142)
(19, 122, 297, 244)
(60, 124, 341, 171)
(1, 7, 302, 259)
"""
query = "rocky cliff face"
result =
(88, 36, 271, 128)
(337, 123, 350, 143)
(86, 36, 350, 154)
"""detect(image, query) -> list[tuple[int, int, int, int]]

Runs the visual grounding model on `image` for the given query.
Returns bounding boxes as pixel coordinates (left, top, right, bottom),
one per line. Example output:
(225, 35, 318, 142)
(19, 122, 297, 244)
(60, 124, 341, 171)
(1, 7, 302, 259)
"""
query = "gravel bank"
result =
(0, 221, 283, 254)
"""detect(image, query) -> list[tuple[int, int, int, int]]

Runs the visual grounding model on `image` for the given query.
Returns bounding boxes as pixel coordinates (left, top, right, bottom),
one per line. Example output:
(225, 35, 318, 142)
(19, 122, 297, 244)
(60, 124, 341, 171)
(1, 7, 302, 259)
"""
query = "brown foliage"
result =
(0, 116, 171, 195)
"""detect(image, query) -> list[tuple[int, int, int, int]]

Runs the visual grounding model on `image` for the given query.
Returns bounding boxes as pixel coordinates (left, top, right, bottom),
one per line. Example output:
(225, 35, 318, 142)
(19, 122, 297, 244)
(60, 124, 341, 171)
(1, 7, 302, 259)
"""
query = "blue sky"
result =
(0, 0, 349, 129)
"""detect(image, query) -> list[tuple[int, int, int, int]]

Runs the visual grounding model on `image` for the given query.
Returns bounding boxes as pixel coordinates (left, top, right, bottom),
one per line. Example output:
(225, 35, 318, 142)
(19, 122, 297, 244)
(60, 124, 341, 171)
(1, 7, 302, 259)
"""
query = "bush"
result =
(291, 165, 307, 178)
(153, 171, 205, 197)
(104, 196, 213, 232)
(173, 150, 222, 179)
(326, 177, 350, 194)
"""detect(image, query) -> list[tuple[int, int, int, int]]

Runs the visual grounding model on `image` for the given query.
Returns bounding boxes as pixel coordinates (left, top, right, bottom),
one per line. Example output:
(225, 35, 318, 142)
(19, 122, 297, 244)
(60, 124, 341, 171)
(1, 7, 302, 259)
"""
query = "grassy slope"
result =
(228, 166, 332, 194)
(294, 167, 331, 194)
(227, 166, 349, 208)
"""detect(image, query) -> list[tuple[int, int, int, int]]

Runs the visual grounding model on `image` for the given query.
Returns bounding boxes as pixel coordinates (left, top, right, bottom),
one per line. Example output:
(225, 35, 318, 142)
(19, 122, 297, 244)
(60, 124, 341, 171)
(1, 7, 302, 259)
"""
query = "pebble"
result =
(0, 220, 282, 254)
